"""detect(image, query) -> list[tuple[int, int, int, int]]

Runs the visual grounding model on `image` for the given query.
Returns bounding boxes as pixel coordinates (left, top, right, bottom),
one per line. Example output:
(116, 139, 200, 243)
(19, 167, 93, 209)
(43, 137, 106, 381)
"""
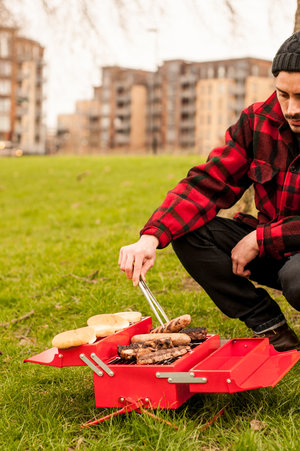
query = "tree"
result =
(294, 0, 300, 31)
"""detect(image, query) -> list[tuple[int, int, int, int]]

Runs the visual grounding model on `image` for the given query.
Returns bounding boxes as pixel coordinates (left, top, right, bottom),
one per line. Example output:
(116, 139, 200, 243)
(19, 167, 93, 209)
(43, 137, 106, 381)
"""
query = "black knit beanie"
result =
(272, 31, 300, 76)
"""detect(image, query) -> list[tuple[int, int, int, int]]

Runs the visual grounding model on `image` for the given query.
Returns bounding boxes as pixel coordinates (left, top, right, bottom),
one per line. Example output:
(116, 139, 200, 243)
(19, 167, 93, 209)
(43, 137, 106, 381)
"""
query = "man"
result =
(118, 32, 300, 352)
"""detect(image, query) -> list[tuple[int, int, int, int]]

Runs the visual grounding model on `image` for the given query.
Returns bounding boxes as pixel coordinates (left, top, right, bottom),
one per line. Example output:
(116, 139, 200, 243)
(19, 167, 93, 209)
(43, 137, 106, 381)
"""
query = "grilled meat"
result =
(136, 345, 191, 365)
(150, 314, 191, 334)
(117, 338, 173, 360)
(179, 327, 207, 341)
(131, 333, 191, 346)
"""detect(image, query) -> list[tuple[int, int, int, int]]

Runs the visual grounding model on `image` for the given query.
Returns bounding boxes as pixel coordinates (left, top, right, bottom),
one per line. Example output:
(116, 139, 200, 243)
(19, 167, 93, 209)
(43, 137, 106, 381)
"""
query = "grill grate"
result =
(107, 339, 207, 366)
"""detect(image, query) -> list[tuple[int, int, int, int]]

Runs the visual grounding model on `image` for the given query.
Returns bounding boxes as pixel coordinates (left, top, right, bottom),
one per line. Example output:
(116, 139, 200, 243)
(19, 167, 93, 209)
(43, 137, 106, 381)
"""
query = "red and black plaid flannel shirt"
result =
(141, 91, 300, 260)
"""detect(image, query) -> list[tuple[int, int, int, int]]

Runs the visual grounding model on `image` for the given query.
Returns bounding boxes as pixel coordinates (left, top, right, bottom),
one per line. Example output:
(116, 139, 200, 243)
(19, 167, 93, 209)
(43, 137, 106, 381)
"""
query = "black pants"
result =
(172, 217, 300, 333)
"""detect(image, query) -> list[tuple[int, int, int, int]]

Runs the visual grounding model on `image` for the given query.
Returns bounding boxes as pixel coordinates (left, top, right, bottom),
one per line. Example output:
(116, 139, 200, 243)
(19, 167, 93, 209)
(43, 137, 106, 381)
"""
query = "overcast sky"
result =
(12, 0, 297, 128)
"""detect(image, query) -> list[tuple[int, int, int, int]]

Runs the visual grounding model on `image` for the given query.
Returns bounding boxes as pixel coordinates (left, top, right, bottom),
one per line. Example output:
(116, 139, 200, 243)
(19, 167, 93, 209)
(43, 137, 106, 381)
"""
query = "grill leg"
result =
(80, 398, 148, 428)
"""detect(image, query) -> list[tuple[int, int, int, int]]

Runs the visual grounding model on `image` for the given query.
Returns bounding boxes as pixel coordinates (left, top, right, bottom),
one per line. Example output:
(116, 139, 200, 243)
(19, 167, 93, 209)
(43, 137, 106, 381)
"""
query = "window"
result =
(101, 117, 110, 127)
(218, 83, 225, 94)
(0, 61, 11, 76)
(0, 80, 11, 95)
(227, 66, 235, 78)
(218, 66, 225, 78)
(0, 115, 10, 131)
(0, 32, 11, 58)
(101, 104, 110, 115)
(251, 65, 259, 76)
(207, 66, 214, 78)
(0, 98, 10, 112)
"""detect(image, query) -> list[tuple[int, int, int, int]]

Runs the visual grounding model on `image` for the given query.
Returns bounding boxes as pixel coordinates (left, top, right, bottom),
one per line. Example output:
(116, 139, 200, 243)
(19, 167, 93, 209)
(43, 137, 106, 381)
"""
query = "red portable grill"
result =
(25, 317, 299, 412)
(24, 281, 300, 425)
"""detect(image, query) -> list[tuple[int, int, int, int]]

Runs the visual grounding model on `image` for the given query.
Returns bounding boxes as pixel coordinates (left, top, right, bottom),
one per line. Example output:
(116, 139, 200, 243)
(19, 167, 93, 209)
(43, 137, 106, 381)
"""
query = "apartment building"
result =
(152, 60, 202, 150)
(100, 66, 151, 151)
(0, 26, 45, 154)
(145, 57, 273, 153)
(57, 86, 101, 153)
(195, 58, 274, 154)
(55, 57, 273, 154)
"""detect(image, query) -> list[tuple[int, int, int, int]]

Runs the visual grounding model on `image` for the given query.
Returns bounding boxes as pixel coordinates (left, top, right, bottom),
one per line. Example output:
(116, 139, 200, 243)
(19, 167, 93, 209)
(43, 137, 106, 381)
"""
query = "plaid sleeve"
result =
(140, 110, 254, 248)
(257, 216, 300, 259)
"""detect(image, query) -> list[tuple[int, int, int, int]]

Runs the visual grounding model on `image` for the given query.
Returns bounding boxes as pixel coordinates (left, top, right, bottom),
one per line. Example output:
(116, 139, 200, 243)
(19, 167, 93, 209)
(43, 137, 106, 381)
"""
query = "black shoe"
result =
(253, 324, 300, 352)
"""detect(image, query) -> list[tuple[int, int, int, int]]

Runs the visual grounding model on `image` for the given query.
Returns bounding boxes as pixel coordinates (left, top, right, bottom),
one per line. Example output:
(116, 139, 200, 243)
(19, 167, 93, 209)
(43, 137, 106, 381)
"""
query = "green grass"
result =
(0, 155, 299, 450)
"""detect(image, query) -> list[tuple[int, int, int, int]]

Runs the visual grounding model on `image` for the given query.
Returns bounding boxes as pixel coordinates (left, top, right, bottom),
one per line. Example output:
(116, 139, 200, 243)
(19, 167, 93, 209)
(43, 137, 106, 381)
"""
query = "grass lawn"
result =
(0, 155, 299, 450)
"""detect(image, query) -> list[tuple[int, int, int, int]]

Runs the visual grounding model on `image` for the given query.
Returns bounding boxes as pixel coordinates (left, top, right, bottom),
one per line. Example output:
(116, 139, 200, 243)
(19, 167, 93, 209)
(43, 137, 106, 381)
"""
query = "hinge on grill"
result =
(156, 371, 207, 384)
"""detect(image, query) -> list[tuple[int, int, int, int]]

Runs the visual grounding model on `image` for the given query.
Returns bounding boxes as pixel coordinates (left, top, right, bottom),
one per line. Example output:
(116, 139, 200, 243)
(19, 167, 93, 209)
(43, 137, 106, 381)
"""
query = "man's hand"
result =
(231, 230, 259, 278)
(118, 235, 159, 286)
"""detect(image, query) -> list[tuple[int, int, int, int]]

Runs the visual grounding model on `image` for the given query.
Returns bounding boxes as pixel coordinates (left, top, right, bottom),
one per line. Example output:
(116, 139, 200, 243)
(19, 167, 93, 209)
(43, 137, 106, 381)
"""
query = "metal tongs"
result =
(138, 278, 169, 326)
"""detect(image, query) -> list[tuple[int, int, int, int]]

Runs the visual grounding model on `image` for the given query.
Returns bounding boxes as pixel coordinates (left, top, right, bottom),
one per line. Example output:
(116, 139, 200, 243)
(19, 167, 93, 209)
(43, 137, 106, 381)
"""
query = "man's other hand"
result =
(231, 230, 259, 278)
(118, 235, 159, 286)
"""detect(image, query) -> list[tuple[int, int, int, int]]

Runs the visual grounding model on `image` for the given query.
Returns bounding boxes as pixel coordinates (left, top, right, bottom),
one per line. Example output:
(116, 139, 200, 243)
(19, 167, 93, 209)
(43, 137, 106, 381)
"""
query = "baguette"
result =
(131, 333, 191, 346)
(150, 314, 191, 334)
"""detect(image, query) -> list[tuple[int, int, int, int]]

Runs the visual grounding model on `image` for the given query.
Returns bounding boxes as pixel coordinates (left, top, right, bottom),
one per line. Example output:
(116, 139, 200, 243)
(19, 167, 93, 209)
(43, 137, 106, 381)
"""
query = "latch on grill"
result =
(156, 371, 207, 384)
(79, 353, 114, 377)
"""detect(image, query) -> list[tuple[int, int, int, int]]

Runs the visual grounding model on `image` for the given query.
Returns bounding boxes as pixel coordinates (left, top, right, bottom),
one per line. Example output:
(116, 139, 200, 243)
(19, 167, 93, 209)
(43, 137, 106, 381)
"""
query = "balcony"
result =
(116, 92, 131, 103)
(181, 88, 196, 99)
(180, 73, 197, 84)
(234, 71, 247, 80)
(35, 91, 46, 102)
(14, 124, 26, 134)
(88, 122, 101, 131)
(181, 103, 195, 114)
(115, 80, 131, 90)
(229, 99, 245, 113)
(151, 104, 162, 115)
(115, 133, 130, 145)
(17, 72, 28, 82)
(229, 84, 245, 96)
(16, 89, 28, 103)
(115, 105, 131, 116)
(180, 119, 195, 129)
(17, 54, 32, 62)
(115, 116, 130, 131)
(35, 74, 46, 85)
(15, 106, 28, 117)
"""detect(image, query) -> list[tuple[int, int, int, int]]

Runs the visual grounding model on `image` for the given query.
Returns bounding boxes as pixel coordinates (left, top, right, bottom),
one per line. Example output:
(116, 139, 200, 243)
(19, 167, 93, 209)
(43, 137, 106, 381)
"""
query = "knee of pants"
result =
(279, 266, 300, 311)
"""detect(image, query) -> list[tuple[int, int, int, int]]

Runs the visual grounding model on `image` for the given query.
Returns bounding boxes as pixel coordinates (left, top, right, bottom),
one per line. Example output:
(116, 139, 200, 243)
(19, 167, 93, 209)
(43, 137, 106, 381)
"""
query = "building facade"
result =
(57, 86, 101, 153)
(99, 66, 151, 151)
(0, 26, 46, 154)
(148, 58, 274, 153)
(56, 57, 274, 154)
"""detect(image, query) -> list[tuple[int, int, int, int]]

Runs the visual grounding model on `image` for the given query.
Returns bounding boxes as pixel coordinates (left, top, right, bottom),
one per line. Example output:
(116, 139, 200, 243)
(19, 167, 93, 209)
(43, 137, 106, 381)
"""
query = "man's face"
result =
(276, 71, 300, 133)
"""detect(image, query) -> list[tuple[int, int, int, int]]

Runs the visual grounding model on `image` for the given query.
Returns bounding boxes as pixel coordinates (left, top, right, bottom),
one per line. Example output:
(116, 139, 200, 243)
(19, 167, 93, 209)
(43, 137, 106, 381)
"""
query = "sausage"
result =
(131, 333, 191, 346)
(150, 314, 191, 334)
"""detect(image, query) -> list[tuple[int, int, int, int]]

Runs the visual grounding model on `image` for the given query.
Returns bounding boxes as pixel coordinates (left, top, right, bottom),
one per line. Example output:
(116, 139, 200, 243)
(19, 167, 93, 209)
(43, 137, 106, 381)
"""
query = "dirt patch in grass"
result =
(181, 276, 202, 292)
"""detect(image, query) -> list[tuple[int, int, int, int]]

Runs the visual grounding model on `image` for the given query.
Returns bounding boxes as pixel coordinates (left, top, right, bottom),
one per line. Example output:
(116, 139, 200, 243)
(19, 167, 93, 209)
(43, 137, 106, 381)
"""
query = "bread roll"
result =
(52, 326, 96, 349)
(87, 313, 129, 337)
(131, 333, 191, 346)
(114, 311, 142, 323)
